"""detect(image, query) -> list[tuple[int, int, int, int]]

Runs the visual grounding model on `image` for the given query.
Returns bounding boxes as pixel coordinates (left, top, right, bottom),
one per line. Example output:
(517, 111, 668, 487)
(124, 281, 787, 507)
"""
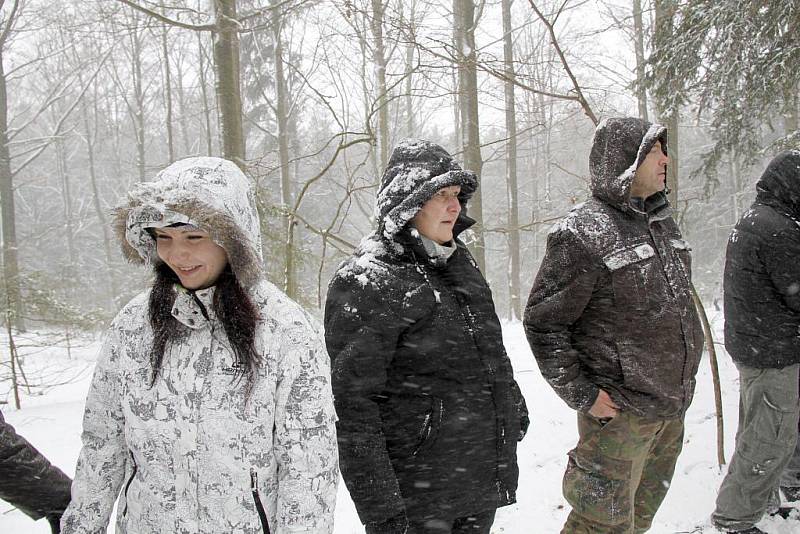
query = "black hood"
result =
(375, 139, 478, 240)
(755, 151, 800, 220)
(589, 117, 668, 211)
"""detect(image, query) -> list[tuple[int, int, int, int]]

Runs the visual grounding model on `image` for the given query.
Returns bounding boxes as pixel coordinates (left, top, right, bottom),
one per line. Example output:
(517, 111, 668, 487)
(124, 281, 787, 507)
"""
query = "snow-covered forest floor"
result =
(2, 312, 799, 533)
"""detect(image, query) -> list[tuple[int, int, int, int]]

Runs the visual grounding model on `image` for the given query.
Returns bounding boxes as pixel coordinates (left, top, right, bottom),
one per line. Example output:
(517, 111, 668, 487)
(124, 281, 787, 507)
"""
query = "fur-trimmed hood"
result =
(589, 117, 668, 211)
(113, 157, 263, 287)
(375, 139, 478, 240)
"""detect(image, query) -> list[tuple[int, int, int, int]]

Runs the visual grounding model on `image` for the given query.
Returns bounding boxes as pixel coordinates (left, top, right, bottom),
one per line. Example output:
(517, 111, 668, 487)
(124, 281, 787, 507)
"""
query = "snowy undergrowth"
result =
(2, 315, 799, 533)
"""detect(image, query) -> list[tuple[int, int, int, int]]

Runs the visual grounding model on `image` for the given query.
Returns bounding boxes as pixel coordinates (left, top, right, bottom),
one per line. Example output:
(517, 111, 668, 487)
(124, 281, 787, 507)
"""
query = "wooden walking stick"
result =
(690, 284, 726, 467)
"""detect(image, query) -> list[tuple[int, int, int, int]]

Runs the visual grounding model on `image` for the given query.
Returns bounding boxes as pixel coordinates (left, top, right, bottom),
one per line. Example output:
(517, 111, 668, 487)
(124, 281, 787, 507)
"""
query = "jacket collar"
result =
(171, 285, 216, 329)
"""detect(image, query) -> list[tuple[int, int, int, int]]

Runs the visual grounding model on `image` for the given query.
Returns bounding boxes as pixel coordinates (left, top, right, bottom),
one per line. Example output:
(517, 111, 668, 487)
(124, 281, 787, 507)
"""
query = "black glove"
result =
(47, 515, 62, 534)
(365, 513, 409, 534)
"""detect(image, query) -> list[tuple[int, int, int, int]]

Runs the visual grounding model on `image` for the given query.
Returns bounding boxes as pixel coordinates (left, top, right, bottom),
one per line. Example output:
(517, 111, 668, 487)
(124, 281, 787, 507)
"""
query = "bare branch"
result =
(11, 46, 115, 177)
(0, 0, 20, 50)
(527, 0, 598, 125)
(115, 0, 215, 31)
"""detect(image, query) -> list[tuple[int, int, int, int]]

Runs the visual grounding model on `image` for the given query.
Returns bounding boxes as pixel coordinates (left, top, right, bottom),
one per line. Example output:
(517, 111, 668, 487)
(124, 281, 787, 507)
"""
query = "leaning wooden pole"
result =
(690, 285, 725, 467)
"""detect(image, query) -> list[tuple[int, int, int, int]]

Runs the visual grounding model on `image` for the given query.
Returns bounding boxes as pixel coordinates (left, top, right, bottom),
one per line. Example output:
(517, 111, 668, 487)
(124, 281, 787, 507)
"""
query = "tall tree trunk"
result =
(174, 54, 191, 156)
(0, 55, 23, 330)
(453, 0, 486, 273)
(371, 0, 389, 170)
(451, 65, 460, 149)
(654, 0, 679, 208)
(161, 18, 175, 163)
(130, 29, 147, 182)
(404, 3, 416, 138)
(81, 88, 119, 310)
(198, 31, 214, 156)
(785, 84, 799, 134)
(56, 138, 77, 278)
(271, 0, 296, 299)
(502, 0, 521, 319)
(632, 0, 648, 121)
(213, 0, 245, 166)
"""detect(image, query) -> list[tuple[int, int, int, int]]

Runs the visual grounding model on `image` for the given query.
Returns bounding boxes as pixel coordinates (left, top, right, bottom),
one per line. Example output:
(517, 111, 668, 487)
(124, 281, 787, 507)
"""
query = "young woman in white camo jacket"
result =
(61, 157, 338, 534)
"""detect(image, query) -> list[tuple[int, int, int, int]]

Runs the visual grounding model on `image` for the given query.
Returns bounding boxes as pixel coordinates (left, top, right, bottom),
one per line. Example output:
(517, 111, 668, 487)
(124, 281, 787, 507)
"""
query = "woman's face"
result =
(411, 185, 462, 244)
(153, 226, 228, 290)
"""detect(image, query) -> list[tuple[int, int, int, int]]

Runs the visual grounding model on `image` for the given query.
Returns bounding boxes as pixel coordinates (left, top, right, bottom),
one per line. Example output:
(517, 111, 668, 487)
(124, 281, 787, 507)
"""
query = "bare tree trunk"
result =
(130, 29, 147, 182)
(161, 15, 175, 163)
(404, 2, 416, 138)
(785, 84, 799, 133)
(371, 0, 389, 170)
(451, 65, 460, 148)
(453, 0, 486, 273)
(56, 138, 77, 276)
(6, 310, 20, 408)
(0, 55, 23, 331)
(654, 0, 679, 207)
(81, 88, 120, 310)
(174, 54, 191, 156)
(632, 0, 649, 121)
(198, 30, 214, 156)
(271, 0, 296, 299)
(502, 0, 521, 319)
(213, 0, 245, 166)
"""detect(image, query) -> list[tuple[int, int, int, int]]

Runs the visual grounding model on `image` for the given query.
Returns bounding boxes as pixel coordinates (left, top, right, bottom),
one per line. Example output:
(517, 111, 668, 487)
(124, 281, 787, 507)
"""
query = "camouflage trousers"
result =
(561, 411, 684, 534)
(712, 363, 800, 531)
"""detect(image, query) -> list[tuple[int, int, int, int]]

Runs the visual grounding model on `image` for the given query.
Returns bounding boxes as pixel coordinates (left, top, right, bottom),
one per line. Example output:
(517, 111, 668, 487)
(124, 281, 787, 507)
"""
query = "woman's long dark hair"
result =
(148, 261, 261, 392)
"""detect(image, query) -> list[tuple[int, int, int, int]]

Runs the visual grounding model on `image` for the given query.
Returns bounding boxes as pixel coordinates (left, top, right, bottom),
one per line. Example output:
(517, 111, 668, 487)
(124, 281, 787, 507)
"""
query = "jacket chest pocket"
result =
(603, 243, 668, 312)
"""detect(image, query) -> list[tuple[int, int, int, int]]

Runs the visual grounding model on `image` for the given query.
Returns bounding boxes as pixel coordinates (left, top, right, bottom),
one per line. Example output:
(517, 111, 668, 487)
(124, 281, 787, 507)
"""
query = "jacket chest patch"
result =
(603, 243, 655, 271)
(220, 360, 246, 376)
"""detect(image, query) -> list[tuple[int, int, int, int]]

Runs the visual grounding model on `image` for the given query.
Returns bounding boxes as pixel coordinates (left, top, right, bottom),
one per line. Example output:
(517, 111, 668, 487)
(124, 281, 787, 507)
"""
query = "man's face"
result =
(411, 185, 462, 244)
(630, 140, 669, 199)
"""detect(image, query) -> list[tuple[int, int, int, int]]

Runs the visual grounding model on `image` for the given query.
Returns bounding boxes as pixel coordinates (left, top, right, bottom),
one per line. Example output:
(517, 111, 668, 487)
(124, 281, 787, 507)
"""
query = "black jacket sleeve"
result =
(523, 228, 601, 413)
(0, 409, 72, 521)
(324, 273, 410, 525)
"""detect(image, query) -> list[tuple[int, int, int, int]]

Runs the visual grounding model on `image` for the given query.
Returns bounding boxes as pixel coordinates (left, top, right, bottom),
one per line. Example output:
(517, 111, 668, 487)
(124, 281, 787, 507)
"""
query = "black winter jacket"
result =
(724, 151, 800, 369)
(524, 117, 704, 420)
(325, 139, 527, 526)
(0, 409, 72, 523)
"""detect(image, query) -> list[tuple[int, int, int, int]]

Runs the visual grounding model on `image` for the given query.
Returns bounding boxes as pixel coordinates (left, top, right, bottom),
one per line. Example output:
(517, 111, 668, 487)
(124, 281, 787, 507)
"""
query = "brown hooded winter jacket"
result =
(523, 117, 704, 420)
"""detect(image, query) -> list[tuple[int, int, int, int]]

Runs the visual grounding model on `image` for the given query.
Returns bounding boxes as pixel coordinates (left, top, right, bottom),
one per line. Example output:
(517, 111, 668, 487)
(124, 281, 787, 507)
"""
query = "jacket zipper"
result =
(412, 413, 433, 456)
(122, 451, 138, 517)
(412, 398, 444, 456)
(250, 468, 271, 534)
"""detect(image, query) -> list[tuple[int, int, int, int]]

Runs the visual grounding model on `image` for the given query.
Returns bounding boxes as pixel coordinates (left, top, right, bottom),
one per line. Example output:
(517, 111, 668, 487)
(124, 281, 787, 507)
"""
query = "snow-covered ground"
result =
(2, 315, 799, 533)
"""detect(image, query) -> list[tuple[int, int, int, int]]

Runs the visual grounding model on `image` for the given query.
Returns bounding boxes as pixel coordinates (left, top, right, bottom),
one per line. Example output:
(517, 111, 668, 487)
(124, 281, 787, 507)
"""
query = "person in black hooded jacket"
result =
(712, 151, 800, 533)
(0, 408, 72, 533)
(325, 139, 528, 534)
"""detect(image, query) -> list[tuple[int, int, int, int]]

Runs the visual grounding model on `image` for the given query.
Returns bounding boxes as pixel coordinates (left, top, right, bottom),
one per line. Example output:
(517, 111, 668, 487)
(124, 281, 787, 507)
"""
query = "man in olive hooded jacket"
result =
(524, 117, 704, 533)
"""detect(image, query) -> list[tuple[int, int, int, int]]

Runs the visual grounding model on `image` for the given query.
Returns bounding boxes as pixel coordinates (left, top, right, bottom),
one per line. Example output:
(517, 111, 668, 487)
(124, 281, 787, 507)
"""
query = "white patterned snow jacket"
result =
(61, 157, 338, 534)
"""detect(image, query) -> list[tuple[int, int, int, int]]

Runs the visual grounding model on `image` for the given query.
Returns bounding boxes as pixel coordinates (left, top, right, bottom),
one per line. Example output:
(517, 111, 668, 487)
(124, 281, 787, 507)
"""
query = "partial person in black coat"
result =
(712, 151, 800, 533)
(0, 408, 72, 533)
(325, 139, 528, 534)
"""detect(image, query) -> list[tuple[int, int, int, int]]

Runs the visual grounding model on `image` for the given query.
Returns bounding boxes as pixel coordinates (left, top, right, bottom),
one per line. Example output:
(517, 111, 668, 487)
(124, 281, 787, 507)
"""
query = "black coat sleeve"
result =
(523, 228, 601, 413)
(324, 273, 411, 525)
(0, 409, 72, 521)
